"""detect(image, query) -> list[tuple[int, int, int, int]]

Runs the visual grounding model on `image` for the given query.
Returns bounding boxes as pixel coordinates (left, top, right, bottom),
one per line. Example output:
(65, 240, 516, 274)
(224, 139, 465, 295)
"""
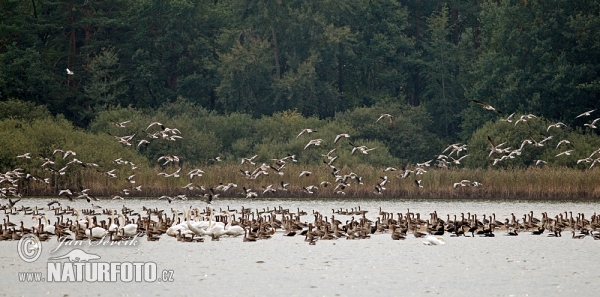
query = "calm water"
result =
(1, 198, 599, 296)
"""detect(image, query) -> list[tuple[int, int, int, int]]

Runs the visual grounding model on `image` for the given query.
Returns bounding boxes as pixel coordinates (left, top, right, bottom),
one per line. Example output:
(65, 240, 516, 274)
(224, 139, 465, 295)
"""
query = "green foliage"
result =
(0, 99, 51, 121)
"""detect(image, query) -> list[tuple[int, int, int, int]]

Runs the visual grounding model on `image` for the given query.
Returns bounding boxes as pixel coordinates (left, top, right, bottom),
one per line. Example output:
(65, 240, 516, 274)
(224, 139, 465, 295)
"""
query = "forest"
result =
(1, 0, 600, 174)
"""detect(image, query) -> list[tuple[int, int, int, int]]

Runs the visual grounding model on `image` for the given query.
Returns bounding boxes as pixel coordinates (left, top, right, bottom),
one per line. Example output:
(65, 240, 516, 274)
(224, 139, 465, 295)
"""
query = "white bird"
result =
(500, 112, 515, 123)
(66, 68, 74, 75)
(584, 118, 600, 129)
(547, 122, 566, 132)
(113, 120, 131, 128)
(297, 129, 317, 138)
(241, 154, 258, 165)
(376, 114, 393, 125)
(334, 133, 351, 144)
(304, 139, 323, 150)
(575, 109, 595, 118)
(299, 171, 312, 177)
(472, 100, 501, 114)
(556, 140, 571, 149)
(555, 150, 574, 157)
(422, 235, 446, 245)
(146, 122, 164, 130)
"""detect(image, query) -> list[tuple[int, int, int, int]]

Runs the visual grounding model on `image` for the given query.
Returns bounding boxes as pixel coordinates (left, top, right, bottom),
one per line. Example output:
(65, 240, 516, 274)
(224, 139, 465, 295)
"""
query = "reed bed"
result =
(14, 164, 600, 200)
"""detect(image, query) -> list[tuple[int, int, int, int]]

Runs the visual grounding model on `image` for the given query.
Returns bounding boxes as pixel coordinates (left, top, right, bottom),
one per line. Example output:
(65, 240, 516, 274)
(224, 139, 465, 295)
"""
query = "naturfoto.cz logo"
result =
(17, 234, 174, 283)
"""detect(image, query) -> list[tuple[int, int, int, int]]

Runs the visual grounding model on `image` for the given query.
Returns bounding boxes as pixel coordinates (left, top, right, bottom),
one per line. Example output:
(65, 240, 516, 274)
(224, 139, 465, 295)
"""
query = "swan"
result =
(41, 216, 56, 235)
(183, 208, 208, 237)
(119, 214, 138, 237)
(166, 211, 190, 237)
(223, 211, 244, 237)
(422, 235, 446, 245)
(72, 209, 88, 229)
(85, 217, 108, 239)
(204, 208, 225, 238)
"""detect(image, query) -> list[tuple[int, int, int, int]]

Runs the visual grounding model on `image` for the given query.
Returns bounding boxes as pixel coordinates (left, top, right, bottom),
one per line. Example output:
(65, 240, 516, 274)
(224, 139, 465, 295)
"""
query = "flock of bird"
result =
(1, 200, 600, 245)
(3, 100, 599, 204)
(1, 100, 599, 245)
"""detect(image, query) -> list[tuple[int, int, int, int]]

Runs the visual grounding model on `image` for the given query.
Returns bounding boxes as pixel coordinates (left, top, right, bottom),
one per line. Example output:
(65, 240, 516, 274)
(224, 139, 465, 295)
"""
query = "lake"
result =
(1, 197, 599, 296)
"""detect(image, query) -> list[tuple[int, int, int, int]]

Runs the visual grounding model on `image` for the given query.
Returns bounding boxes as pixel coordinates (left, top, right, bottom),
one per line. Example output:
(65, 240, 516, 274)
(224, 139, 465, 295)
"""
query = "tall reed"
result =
(15, 164, 600, 200)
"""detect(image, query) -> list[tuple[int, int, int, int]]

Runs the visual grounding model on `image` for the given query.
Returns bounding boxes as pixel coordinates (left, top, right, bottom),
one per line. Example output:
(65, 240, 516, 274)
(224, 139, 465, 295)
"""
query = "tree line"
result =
(1, 0, 599, 170)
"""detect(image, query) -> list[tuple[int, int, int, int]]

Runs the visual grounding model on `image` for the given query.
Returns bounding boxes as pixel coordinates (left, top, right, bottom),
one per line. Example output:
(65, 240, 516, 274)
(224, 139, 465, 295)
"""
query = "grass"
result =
(12, 164, 600, 200)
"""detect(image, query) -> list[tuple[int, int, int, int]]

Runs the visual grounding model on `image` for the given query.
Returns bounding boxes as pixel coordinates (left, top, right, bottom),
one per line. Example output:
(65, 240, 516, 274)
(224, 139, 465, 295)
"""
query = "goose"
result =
(472, 100, 501, 114)
(137, 139, 150, 147)
(571, 231, 586, 239)
(66, 68, 74, 75)
(158, 196, 173, 203)
(414, 180, 423, 188)
(303, 185, 318, 194)
(47, 199, 61, 207)
(575, 109, 595, 118)
(296, 128, 317, 138)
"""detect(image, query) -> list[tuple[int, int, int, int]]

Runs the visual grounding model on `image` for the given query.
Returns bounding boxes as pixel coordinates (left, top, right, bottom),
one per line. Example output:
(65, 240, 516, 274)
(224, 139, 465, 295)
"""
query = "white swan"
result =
(166, 211, 190, 237)
(72, 209, 88, 229)
(184, 207, 208, 236)
(119, 214, 138, 237)
(223, 211, 244, 237)
(37, 215, 56, 235)
(85, 217, 108, 239)
(204, 208, 225, 238)
(422, 235, 446, 245)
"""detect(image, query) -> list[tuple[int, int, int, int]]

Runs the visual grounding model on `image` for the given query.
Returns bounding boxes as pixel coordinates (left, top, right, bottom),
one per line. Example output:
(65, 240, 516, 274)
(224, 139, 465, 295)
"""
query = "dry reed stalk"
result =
(16, 164, 600, 200)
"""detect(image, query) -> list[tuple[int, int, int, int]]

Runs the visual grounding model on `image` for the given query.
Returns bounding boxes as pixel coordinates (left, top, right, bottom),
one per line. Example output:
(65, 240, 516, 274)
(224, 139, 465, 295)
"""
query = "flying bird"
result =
(66, 68, 74, 75)
(473, 100, 502, 114)
(297, 129, 317, 138)
(376, 114, 393, 126)
(575, 109, 596, 119)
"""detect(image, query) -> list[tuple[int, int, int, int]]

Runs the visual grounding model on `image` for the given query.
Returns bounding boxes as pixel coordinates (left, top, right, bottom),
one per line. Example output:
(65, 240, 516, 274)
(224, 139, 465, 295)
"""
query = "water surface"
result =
(1, 198, 598, 296)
